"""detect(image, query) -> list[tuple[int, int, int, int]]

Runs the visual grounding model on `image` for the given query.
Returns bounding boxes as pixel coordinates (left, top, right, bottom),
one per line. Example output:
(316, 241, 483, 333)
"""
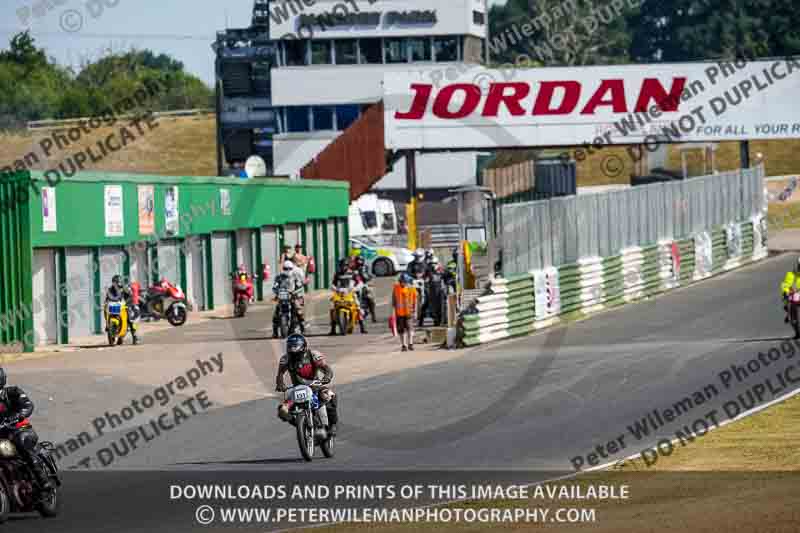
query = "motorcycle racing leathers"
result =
(275, 349, 339, 433)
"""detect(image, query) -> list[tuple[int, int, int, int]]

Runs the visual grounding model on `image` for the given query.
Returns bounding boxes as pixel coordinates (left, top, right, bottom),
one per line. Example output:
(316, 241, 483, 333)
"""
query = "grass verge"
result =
(319, 394, 800, 532)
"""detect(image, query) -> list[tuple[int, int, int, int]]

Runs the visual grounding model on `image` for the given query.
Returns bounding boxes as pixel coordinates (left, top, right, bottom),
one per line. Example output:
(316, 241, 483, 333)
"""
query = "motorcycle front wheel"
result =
(36, 484, 61, 518)
(337, 310, 349, 336)
(295, 412, 314, 462)
(0, 479, 10, 523)
(280, 314, 290, 338)
(167, 305, 187, 326)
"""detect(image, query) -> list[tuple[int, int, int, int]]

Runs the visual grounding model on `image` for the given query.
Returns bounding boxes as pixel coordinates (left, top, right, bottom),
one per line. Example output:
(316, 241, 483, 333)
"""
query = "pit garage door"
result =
(32, 249, 58, 345)
(236, 229, 253, 272)
(185, 236, 206, 311)
(98, 248, 126, 333)
(65, 248, 94, 340)
(211, 232, 232, 307)
(129, 244, 150, 287)
(327, 221, 336, 282)
(284, 224, 301, 249)
(260, 226, 279, 281)
(158, 240, 181, 287)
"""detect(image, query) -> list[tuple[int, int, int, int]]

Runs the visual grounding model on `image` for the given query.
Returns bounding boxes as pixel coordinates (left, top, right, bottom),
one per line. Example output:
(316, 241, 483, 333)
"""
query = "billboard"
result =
(383, 58, 800, 150)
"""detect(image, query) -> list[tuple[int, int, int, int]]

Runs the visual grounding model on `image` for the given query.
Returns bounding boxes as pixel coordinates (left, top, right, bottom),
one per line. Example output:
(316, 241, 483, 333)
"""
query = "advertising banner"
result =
(165, 186, 179, 236)
(138, 185, 155, 235)
(104, 185, 124, 237)
(694, 231, 713, 278)
(384, 59, 800, 150)
(42, 186, 57, 232)
(534, 267, 560, 320)
(726, 222, 742, 258)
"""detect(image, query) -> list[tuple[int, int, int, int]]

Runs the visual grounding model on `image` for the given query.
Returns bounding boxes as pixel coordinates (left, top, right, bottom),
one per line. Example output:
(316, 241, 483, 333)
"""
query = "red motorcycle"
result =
(232, 271, 254, 318)
(140, 279, 188, 326)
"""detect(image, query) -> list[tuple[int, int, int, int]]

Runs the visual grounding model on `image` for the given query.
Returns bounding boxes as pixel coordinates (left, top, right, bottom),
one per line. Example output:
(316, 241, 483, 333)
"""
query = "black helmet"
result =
(0, 368, 6, 389)
(286, 334, 307, 359)
(112, 275, 122, 286)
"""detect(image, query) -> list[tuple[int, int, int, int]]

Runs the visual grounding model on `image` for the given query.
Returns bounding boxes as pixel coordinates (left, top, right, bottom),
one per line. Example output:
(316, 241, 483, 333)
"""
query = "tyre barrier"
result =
(458, 215, 768, 348)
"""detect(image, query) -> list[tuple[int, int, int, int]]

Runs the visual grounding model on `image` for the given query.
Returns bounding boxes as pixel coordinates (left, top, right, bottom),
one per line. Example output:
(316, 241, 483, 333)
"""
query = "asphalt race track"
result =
(10, 253, 800, 531)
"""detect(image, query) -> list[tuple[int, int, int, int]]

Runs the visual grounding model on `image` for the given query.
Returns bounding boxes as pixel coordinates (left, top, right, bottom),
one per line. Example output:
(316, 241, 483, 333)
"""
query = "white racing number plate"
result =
(292, 387, 310, 403)
(279, 290, 290, 299)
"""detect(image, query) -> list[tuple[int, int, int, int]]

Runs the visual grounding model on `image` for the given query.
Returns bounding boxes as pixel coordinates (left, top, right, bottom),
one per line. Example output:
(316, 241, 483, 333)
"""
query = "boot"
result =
(30, 456, 53, 491)
(328, 322, 337, 336)
(359, 320, 367, 334)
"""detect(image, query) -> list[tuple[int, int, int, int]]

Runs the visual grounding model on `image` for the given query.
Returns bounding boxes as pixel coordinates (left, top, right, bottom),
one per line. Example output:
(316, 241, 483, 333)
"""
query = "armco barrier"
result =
(458, 216, 767, 347)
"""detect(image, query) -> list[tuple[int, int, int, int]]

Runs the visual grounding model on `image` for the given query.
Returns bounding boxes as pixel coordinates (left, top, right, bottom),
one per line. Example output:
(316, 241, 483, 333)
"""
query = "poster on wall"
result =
(138, 185, 155, 235)
(220, 189, 231, 215)
(104, 185, 124, 237)
(165, 186, 179, 236)
(42, 187, 57, 232)
(726, 222, 742, 258)
(694, 231, 713, 278)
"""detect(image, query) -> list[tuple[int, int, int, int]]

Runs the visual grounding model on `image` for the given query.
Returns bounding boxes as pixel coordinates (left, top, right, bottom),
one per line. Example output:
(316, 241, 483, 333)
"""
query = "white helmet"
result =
(283, 260, 294, 271)
(413, 248, 424, 258)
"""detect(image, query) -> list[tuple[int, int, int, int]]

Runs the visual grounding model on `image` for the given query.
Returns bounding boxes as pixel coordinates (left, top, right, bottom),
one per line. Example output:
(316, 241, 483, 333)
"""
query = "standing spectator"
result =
(279, 244, 294, 265)
(392, 273, 417, 352)
(293, 244, 308, 272)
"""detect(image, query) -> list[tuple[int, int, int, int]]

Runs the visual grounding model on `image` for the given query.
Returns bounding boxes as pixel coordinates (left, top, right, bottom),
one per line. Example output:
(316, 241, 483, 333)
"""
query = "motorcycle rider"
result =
(331, 257, 354, 289)
(272, 260, 306, 338)
(233, 263, 255, 303)
(0, 368, 52, 491)
(781, 257, 800, 325)
(275, 334, 339, 436)
(352, 256, 377, 323)
(406, 249, 427, 278)
(105, 275, 139, 343)
(329, 258, 367, 335)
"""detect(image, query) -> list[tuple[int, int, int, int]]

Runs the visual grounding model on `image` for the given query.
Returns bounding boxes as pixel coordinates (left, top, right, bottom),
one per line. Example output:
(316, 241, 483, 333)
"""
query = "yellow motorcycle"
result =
(105, 300, 134, 346)
(330, 287, 361, 336)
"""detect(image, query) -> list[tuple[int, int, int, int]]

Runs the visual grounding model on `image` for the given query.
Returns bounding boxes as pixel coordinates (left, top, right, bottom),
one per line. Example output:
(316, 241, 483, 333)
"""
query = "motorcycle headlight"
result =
(0, 439, 17, 458)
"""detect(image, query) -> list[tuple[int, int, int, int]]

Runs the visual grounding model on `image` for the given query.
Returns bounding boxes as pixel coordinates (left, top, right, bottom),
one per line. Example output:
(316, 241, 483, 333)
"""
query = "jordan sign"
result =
(383, 59, 800, 150)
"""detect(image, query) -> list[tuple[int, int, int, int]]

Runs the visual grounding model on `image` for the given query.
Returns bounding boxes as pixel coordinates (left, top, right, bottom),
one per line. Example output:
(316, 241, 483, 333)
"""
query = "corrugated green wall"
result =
(0, 171, 34, 351)
(27, 172, 349, 248)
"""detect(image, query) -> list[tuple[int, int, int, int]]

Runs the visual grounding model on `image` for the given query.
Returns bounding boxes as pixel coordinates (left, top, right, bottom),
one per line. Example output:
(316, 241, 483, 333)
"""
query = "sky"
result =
(1, 0, 506, 87)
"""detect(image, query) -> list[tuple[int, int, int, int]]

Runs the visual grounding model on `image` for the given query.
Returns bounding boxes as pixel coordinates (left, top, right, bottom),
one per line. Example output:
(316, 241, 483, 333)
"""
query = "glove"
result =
(275, 382, 287, 393)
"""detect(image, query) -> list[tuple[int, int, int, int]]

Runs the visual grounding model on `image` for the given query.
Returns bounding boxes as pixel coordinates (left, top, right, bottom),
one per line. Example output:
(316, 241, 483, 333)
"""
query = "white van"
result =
(349, 194, 398, 240)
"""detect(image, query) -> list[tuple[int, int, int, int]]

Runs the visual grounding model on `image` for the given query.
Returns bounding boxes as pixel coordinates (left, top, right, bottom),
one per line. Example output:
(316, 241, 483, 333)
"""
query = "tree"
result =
(488, 0, 638, 67)
(630, 0, 800, 62)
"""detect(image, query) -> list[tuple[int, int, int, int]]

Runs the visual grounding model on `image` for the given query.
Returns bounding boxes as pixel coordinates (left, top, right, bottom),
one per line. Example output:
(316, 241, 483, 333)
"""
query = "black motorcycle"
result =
(276, 284, 301, 339)
(0, 420, 62, 522)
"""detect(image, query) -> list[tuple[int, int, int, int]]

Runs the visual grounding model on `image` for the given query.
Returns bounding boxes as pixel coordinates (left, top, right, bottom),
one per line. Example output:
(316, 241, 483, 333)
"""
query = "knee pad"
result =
(16, 430, 38, 452)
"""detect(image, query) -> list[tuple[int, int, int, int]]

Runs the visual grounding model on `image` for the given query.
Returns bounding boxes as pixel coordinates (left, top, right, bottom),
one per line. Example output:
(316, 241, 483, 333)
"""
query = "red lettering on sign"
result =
(580, 79, 627, 114)
(533, 81, 581, 115)
(482, 82, 530, 116)
(635, 77, 687, 112)
(394, 83, 433, 120)
(432, 84, 482, 119)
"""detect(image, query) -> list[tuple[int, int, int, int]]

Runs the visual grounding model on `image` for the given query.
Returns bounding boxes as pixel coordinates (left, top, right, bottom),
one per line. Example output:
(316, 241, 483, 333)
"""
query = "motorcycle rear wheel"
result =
(295, 412, 314, 462)
(321, 434, 335, 458)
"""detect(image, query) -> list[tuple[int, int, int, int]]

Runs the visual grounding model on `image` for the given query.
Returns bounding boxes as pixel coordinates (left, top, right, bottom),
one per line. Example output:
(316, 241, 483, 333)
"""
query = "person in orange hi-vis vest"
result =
(391, 273, 418, 352)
